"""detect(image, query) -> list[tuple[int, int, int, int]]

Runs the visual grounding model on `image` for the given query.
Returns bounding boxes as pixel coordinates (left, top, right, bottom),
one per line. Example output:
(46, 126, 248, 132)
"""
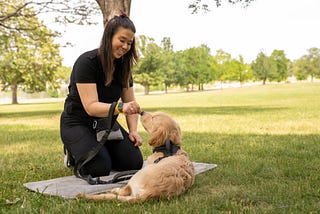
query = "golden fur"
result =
(78, 112, 195, 202)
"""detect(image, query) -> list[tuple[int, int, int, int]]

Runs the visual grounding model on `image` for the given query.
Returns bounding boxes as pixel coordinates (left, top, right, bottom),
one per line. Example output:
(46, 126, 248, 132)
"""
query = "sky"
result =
(50, 0, 320, 67)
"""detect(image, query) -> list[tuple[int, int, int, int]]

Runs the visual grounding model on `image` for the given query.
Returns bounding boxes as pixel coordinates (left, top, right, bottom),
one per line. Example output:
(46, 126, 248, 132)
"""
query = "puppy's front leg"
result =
(111, 185, 132, 196)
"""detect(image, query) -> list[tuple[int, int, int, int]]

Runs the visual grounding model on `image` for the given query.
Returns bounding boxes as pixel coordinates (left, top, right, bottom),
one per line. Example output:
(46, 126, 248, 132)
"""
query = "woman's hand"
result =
(123, 101, 141, 115)
(129, 131, 142, 147)
(121, 87, 141, 147)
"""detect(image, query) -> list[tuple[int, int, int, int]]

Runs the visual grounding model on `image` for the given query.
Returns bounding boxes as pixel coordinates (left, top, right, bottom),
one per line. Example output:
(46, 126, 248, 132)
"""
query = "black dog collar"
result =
(153, 139, 180, 163)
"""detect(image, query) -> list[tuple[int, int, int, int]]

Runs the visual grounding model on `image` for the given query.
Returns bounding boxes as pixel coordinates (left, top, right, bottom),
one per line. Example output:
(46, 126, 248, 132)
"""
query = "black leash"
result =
(73, 102, 137, 185)
(83, 170, 139, 185)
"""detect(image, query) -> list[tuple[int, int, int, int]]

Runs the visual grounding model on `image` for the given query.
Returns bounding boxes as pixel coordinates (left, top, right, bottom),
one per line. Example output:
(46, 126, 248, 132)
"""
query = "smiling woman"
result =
(111, 27, 134, 59)
(59, 14, 143, 183)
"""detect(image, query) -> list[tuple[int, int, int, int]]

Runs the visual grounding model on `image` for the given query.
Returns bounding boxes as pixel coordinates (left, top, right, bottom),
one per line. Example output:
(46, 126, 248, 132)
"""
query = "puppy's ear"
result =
(169, 126, 182, 146)
(148, 126, 168, 147)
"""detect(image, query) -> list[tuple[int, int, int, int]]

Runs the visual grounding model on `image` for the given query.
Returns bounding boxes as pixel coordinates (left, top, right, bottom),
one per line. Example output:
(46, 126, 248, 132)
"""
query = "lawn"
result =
(0, 83, 319, 213)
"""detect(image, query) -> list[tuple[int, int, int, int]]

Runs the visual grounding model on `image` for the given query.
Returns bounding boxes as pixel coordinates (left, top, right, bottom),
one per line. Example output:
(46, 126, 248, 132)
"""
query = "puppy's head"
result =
(140, 111, 181, 148)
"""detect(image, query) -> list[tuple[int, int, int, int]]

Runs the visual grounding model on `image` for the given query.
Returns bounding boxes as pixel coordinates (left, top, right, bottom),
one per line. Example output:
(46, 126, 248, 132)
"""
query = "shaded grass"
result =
(1, 83, 320, 213)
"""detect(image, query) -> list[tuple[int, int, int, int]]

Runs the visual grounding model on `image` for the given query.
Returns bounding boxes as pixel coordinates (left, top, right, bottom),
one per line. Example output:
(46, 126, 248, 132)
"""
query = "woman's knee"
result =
(115, 149, 144, 171)
(133, 153, 144, 170)
(81, 149, 112, 177)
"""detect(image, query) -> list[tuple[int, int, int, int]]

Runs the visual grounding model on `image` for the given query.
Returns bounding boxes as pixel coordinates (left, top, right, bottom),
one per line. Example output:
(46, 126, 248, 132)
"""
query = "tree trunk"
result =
(164, 84, 168, 94)
(144, 84, 150, 95)
(11, 82, 18, 104)
(186, 84, 190, 92)
(95, 0, 131, 26)
(262, 77, 266, 85)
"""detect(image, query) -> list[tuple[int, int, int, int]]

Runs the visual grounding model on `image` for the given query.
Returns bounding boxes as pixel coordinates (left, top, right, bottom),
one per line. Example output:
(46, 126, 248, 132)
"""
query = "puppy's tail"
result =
(77, 193, 144, 203)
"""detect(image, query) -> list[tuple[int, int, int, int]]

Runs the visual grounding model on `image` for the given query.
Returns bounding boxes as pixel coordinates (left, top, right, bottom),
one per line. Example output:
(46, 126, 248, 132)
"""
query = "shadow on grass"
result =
(0, 102, 63, 118)
(1, 129, 319, 211)
(0, 110, 62, 118)
(182, 131, 320, 160)
(3, 126, 319, 159)
(0, 105, 287, 119)
(0, 126, 60, 145)
(2, 125, 319, 171)
(140, 106, 287, 116)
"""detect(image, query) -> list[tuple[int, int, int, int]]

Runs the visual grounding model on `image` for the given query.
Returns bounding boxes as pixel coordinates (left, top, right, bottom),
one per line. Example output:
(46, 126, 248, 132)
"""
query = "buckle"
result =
(92, 120, 97, 129)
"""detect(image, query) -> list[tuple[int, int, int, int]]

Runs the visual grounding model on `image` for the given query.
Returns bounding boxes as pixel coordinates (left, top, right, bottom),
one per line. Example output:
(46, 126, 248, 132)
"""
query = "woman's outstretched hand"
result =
(123, 101, 141, 115)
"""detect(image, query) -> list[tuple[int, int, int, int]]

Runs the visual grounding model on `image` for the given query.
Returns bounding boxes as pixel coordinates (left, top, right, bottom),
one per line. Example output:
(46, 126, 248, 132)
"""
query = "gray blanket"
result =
(24, 162, 217, 199)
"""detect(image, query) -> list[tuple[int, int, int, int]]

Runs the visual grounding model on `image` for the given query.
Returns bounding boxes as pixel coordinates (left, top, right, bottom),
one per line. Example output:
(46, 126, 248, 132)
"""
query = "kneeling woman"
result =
(60, 14, 143, 179)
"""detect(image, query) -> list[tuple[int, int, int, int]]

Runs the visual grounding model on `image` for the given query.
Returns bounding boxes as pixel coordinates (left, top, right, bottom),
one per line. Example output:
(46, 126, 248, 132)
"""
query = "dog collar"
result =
(153, 139, 180, 163)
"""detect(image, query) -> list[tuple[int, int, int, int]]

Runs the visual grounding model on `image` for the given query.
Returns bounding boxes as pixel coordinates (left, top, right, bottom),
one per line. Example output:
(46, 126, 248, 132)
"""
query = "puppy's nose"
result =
(140, 111, 145, 116)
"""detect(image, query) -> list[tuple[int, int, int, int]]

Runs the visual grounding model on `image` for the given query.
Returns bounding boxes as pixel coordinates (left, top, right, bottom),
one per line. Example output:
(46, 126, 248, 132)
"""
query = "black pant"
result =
(60, 114, 143, 177)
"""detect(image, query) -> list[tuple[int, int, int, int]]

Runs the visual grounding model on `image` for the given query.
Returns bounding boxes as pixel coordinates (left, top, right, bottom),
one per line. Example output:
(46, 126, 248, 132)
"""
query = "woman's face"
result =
(112, 26, 134, 59)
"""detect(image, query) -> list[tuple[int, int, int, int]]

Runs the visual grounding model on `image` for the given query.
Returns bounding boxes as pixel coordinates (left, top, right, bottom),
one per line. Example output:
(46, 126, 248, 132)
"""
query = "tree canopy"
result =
(0, 0, 62, 104)
(133, 34, 320, 94)
(189, 0, 256, 13)
(1, 0, 318, 101)
(294, 48, 320, 82)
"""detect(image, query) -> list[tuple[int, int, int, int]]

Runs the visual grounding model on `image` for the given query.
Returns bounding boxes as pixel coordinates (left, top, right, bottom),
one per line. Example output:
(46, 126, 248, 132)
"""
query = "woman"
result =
(60, 14, 143, 178)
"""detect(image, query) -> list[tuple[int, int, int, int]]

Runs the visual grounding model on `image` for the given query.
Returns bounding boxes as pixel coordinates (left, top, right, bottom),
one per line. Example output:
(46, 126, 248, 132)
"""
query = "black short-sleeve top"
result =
(62, 49, 133, 126)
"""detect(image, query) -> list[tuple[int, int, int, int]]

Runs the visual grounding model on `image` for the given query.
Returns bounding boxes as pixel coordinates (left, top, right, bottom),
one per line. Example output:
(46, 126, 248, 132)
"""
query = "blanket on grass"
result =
(24, 162, 217, 199)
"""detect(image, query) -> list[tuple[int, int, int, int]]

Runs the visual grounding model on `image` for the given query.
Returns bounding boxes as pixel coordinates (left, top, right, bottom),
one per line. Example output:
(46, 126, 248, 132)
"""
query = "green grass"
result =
(1, 83, 320, 213)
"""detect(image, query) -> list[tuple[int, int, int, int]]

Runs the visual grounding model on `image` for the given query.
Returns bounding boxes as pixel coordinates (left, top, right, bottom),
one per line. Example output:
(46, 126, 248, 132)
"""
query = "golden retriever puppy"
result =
(78, 112, 195, 202)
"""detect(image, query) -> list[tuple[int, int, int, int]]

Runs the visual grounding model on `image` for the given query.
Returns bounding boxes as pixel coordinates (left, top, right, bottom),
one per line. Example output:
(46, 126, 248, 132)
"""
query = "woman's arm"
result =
(121, 87, 142, 147)
(77, 83, 141, 117)
(76, 83, 112, 117)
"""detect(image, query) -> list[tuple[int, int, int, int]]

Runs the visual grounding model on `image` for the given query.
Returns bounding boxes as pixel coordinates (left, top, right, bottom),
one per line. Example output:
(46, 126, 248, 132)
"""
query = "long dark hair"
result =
(98, 15, 138, 87)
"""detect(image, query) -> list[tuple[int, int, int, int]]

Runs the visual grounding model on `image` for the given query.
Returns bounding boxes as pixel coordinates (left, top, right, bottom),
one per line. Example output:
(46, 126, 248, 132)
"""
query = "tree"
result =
(213, 49, 232, 88)
(1, 0, 256, 38)
(269, 50, 289, 82)
(0, 1, 62, 104)
(134, 35, 162, 95)
(173, 45, 212, 91)
(52, 65, 72, 96)
(1, 0, 258, 102)
(294, 58, 310, 81)
(230, 55, 252, 86)
(92, 0, 258, 27)
(172, 51, 188, 91)
(251, 51, 276, 85)
(55, 66, 72, 84)
(294, 47, 320, 82)
(189, 0, 255, 13)
(95, 0, 131, 25)
(0, 0, 98, 26)
(193, 45, 212, 90)
(1, 0, 255, 26)
(251, 50, 290, 84)
(159, 37, 177, 93)
(0, 0, 99, 104)
(179, 47, 200, 91)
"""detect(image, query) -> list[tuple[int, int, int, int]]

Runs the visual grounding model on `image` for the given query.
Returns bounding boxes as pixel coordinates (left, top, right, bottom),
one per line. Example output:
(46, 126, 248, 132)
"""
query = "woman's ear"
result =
(148, 126, 168, 147)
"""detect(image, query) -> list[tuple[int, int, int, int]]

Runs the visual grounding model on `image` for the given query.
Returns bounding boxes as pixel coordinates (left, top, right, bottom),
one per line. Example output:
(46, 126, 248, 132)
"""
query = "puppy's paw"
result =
(110, 187, 121, 194)
(76, 193, 87, 198)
